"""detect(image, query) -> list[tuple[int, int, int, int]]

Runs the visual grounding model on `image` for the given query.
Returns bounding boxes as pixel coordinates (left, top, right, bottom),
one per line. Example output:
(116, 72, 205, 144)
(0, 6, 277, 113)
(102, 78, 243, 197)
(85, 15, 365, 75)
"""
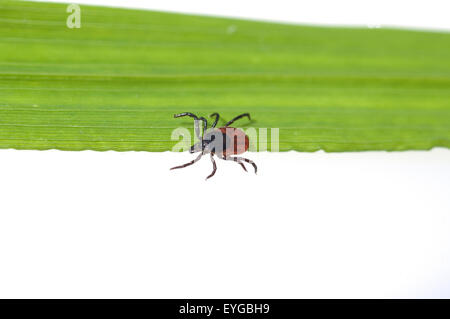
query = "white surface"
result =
(0, 149, 449, 298)
(32, 0, 450, 31)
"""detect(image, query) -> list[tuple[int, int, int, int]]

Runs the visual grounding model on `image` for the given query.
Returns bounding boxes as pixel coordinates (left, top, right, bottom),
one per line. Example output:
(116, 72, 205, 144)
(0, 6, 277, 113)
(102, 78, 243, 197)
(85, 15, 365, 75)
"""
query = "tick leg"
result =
(209, 113, 220, 128)
(220, 156, 247, 172)
(206, 153, 217, 180)
(174, 112, 208, 138)
(227, 156, 257, 174)
(170, 153, 203, 170)
(198, 117, 208, 136)
(225, 113, 251, 127)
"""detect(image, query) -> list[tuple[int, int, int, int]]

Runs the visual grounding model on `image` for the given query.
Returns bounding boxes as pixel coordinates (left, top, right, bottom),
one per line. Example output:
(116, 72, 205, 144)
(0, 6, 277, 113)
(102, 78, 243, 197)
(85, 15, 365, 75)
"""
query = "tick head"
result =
(190, 130, 224, 154)
(190, 135, 216, 154)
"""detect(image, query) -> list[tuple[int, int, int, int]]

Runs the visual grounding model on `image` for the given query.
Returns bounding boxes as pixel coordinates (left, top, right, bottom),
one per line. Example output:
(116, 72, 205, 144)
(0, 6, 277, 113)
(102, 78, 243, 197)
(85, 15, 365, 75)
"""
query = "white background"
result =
(1, 0, 449, 298)
(36, 0, 450, 31)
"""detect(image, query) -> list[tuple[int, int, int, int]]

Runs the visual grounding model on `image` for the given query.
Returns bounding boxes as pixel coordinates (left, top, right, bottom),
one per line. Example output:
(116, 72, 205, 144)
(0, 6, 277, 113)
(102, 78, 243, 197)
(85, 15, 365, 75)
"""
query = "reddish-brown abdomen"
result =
(219, 127, 249, 156)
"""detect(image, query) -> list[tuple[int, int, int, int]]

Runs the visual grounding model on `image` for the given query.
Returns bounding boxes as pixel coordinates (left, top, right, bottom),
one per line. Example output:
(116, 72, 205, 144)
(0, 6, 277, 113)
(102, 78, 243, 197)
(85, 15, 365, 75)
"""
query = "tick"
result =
(171, 112, 257, 180)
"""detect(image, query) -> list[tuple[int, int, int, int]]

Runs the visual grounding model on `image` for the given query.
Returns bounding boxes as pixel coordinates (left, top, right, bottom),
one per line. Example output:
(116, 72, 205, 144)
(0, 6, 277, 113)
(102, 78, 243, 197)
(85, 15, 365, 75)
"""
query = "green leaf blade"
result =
(0, 0, 449, 152)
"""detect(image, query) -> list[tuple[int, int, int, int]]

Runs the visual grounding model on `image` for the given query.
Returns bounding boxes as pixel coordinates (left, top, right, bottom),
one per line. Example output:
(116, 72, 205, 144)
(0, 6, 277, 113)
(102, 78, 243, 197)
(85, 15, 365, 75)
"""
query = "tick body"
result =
(171, 112, 257, 180)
